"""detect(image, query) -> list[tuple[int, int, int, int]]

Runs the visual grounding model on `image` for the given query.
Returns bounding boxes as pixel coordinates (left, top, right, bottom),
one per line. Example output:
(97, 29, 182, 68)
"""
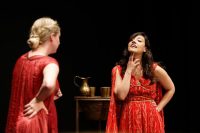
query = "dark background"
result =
(0, 1, 192, 133)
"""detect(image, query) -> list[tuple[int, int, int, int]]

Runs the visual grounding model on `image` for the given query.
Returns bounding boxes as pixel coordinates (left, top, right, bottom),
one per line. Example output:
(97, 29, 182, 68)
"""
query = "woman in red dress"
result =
(5, 17, 62, 133)
(106, 32, 175, 133)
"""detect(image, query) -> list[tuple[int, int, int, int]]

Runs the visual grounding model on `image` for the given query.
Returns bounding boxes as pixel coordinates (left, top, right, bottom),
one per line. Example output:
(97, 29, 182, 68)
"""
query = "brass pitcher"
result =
(74, 76, 91, 96)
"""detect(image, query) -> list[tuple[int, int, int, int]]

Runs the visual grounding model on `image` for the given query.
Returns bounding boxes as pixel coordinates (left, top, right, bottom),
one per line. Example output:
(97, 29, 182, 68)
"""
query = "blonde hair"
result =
(27, 17, 61, 49)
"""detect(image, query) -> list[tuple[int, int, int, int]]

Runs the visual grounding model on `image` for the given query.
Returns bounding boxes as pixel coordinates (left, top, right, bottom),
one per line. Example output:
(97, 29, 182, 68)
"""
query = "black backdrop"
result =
(0, 1, 191, 133)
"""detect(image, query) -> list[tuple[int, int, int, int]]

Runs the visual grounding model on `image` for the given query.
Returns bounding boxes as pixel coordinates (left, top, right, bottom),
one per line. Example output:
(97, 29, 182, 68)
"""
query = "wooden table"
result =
(74, 96, 110, 133)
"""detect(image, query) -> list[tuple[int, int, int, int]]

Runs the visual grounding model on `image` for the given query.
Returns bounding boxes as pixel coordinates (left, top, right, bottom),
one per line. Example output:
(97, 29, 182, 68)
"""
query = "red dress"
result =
(106, 65, 164, 133)
(5, 53, 61, 133)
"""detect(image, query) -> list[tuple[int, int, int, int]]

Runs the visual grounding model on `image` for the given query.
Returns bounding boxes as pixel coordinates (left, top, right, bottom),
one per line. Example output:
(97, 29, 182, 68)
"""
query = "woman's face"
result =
(128, 35, 146, 54)
(51, 33, 60, 53)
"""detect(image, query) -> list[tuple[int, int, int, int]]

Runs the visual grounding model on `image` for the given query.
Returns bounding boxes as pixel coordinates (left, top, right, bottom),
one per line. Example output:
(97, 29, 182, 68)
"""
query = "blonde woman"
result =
(5, 17, 62, 133)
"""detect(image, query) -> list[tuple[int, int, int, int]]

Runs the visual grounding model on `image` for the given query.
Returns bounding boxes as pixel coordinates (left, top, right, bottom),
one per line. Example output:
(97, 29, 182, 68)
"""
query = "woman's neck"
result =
(134, 53, 142, 60)
(133, 53, 143, 79)
(28, 47, 49, 58)
(30, 43, 52, 56)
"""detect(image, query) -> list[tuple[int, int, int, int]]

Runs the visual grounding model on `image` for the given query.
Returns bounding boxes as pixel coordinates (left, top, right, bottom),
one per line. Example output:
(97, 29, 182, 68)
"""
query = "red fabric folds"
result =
(5, 53, 61, 133)
(106, 64, 164, 133)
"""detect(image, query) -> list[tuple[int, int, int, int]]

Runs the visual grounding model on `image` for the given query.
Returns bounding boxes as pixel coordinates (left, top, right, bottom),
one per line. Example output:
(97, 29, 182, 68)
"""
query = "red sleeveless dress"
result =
(106, 64, 164, 133)
(5, 53, 61, 133)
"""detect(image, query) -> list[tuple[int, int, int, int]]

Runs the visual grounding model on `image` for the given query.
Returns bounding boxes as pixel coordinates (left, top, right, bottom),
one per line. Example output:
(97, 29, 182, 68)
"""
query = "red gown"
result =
(106, 65, 164, 133)
(5, 53, 62, 133)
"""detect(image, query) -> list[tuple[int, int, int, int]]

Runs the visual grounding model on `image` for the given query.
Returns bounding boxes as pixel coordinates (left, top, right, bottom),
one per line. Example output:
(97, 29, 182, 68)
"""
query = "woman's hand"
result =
(24, 97, 48, 118)
(54, 89, 63, 100)
(126, 53, 140, 74)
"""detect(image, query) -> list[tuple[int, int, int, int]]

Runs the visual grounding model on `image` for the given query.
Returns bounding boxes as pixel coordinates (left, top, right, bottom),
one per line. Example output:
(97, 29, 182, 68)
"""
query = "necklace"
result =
(137, 80, 141, 86)
(134, 68, 143, 78)
(134, 67, 143, 86)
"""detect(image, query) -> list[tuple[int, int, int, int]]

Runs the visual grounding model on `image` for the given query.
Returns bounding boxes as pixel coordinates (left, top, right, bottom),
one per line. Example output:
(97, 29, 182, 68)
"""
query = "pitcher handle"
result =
(74, 76, 80, 87)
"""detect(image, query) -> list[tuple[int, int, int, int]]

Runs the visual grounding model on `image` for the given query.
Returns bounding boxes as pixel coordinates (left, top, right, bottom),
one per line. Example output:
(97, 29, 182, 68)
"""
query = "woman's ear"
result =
(144, 47, 147, 52)
(50, 33, 55, 42)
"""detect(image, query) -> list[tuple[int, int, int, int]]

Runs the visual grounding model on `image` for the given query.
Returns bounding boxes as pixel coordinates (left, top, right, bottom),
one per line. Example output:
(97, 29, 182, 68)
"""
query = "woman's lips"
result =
(130, 44, 137, 48)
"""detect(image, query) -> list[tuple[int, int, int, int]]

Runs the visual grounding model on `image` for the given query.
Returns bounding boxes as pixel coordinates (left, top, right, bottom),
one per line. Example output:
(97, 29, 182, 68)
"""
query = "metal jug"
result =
(74, 76, 91, 96)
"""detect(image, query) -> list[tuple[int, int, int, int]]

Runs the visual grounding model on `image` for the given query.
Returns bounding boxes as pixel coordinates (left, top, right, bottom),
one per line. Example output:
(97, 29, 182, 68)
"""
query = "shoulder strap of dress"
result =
(153, 62, 165, 123)
(106, 65, 122, 133)
(152, 62, 158, 71)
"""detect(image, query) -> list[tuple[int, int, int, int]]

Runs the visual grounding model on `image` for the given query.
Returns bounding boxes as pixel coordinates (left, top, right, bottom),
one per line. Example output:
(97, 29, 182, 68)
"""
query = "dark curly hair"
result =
(116, 32, 156, 82)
